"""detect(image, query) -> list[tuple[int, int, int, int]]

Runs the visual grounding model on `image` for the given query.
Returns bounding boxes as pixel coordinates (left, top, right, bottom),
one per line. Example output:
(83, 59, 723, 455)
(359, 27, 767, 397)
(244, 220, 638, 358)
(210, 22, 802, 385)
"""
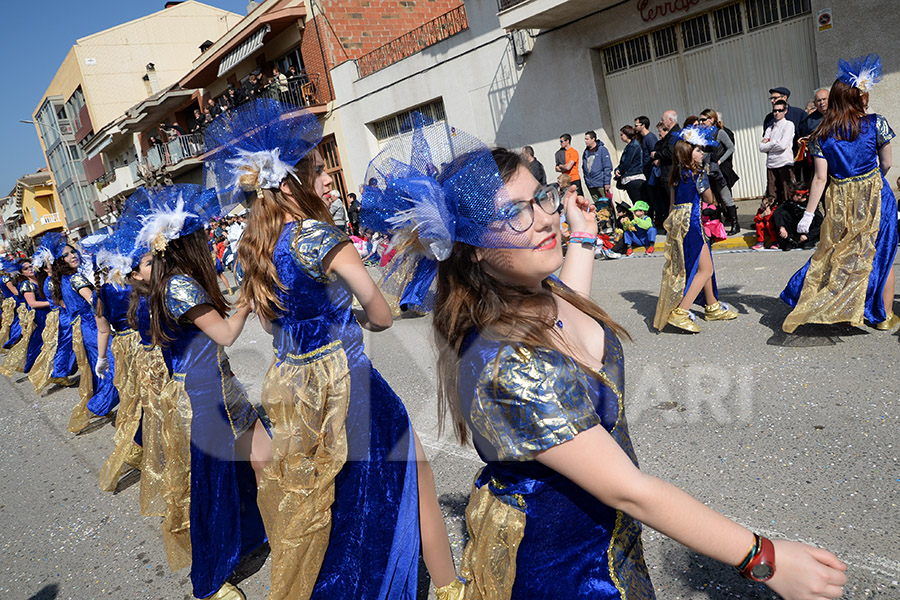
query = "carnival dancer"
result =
(204, 99, 461, 600)
(0, 258, 49, 377)
(391, 138, 846, 599)
(0, 258, 23, 350)
(51, 241, 119, 433)
(123, 184, 267, 600)
(653, 125, 738, 333)
(782, 55, 898, 332)
(28, 233, 77, 393)
(93, 230, 145, 492)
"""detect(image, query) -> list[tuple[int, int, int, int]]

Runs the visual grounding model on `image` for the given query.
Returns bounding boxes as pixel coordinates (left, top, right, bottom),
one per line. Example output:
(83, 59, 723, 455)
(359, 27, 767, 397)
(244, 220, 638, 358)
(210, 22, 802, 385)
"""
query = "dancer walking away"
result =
(653, 126, 739, 333)
(205, 100, 461, 600)
(781, 54, 898, 332)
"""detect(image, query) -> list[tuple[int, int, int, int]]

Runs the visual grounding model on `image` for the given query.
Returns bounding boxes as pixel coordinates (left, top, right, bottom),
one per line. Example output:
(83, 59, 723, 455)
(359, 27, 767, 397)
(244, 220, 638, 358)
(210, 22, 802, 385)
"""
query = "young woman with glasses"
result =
(0, 259, 50, 377)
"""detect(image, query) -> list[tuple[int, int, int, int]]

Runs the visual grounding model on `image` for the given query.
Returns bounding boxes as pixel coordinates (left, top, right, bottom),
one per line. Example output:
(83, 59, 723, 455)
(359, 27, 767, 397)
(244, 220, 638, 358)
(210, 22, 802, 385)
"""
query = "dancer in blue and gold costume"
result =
(367, 117, 849, 599)
(204, 99, 460, 600)
(652, 125, 738, 333)
(782, 54, 898, 332)
(0, 257, 49, 377)
(0, 258, 23, 350)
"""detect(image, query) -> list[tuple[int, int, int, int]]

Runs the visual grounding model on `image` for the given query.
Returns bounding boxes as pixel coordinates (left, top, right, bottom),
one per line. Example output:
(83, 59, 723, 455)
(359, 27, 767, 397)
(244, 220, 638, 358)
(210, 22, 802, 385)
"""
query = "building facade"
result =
(31, 0, 242, 237)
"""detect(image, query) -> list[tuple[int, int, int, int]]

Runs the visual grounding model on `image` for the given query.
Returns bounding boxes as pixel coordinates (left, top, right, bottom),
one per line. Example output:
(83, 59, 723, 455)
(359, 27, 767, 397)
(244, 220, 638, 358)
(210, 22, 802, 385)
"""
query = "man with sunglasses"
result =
(759, 99, 796, 205)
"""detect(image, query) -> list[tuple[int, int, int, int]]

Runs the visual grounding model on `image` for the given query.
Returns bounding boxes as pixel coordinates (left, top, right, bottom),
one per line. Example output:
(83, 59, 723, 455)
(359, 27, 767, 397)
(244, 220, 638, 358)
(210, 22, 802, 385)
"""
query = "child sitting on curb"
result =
(622, 201, 656, 255)
(701, 199, 727, 243)
(753, 196, 779, 250)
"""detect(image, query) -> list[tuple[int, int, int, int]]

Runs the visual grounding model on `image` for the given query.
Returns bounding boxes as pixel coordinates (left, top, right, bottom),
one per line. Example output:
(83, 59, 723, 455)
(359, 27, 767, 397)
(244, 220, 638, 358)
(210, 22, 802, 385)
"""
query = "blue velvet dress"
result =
(258, 219, 419, 599)
(457, 325, 655, 599)
(781, 114, 897, 331)
(20, 280, 49, 373)
(47, 278, 76, 379)
(159, 275, 265, 599)
(1, 274, 22, 349)
(653, 168, 719, 330)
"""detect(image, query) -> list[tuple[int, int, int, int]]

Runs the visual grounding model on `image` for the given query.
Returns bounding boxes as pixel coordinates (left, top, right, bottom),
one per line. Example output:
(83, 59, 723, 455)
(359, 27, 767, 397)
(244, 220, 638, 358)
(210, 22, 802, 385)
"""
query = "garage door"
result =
(601, 0, 817, 199)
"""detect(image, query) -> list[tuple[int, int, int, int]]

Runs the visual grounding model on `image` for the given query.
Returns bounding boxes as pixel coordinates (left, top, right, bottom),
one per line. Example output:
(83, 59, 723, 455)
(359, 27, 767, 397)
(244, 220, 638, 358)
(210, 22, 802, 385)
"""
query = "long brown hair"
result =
(147, 229, 229, 346)
(433, 148, 631, 444)
(237, 149, 334, 322)
(127, 274, 150, 332)
(700, 108, 723, 130)
(668, 139, 703, 188)
(49, 245, 78, 306)
(814, 78, 868, 144)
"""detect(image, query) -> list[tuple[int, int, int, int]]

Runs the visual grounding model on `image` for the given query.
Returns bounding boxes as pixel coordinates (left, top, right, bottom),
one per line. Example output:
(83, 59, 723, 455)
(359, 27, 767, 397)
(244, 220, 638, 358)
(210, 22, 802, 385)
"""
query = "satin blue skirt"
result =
(52, 307, 77, 378)
(23, 308, 49, 373)
(78, 313, 120, 416)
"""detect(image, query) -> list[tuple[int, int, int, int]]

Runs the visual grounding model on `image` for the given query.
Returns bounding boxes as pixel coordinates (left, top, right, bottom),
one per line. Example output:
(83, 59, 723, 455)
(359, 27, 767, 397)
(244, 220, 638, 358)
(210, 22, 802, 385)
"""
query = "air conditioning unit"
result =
(512, 29, 534, 57)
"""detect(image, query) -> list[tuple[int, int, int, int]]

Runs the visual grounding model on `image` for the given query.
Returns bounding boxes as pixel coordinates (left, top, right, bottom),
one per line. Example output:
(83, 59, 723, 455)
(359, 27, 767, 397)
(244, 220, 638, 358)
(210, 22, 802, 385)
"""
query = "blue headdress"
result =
(203, 98, 323, 212)
(32, 231, 68, 270)
(0, 256, 19, 274)
(837, 54, 883, 93)
(361, 112, 528, 261)
(116, 185, 221, 255)
(673, 125, 719, 148)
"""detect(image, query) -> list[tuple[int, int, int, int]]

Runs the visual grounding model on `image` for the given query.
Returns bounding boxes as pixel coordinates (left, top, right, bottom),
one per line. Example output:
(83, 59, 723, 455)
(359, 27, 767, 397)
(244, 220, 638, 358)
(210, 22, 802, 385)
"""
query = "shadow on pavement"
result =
(114, 468, 141, 494)
(27, 584, 59, 600)
(657, 540, 779, 599)
(228, 542, 270, 585)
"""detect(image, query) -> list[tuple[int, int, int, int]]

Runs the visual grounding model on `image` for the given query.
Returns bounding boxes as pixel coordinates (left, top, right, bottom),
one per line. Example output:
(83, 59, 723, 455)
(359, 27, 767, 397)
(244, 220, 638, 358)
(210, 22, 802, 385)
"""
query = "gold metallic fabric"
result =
(29, 309, 60, 394)
(783, 168, 883, 332)
(458, 473, 526, 600)
(138, 344, 171, 517)
(158, 377, 193, 571)
(256, 345, 351, 600)
(653, 204, 696, 331)
(0, 304, 36, 376)
(0, 296, 15, 349)
(377, 250, 420, 317)
(99, 331, 142, 492)
(67, 316, 95, 433)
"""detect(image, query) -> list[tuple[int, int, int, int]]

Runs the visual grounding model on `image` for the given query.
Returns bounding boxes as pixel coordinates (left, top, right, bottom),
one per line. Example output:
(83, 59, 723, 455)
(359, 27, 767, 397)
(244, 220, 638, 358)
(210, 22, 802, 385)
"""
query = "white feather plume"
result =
(32, 247, 53, 270)
(384, 177, 453, 261)
(225, 147, 298, 190)
(136, 194, 199, 253)
(95, 249, 132, 276)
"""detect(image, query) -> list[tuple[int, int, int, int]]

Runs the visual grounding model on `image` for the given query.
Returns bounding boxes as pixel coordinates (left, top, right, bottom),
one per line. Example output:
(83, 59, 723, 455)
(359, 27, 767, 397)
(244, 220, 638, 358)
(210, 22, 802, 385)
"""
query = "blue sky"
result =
(0, 0, 249, 193)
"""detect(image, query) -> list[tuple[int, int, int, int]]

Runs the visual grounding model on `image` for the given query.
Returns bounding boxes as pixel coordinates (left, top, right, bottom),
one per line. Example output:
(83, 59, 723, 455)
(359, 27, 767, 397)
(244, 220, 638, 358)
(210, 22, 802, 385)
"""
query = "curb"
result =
(631, 233, 758, 254)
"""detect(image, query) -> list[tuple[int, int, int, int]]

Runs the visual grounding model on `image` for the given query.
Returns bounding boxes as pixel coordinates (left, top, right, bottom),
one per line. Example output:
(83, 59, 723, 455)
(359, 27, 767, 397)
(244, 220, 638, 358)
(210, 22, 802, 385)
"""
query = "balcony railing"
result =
(497, 0, 528, 9)
(146, 133, 205, 171)
(40, 213, 61, 225)
(357, 5, 468, 78)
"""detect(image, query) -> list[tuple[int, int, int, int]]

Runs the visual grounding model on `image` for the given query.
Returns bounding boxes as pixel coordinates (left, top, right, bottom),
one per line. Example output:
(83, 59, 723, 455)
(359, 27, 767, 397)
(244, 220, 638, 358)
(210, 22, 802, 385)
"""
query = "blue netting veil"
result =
(837, 54, 883, 93)
(361, 112, 532, 261)
(31, 231, 68, 270)
(116, 185, 221, 256)
(203, 98, 323, 213)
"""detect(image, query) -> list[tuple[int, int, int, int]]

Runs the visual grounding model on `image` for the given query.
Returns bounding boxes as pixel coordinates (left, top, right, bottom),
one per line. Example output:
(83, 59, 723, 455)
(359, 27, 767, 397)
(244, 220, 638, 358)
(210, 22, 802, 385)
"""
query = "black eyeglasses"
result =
(496, 185, 563, 233)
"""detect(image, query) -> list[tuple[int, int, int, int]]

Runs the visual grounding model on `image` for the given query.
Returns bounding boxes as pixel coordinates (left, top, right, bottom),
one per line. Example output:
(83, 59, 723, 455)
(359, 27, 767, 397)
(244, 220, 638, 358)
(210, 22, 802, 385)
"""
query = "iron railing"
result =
(497, 0, 529, 11)
(357, 5, 468, 78)
(146, 133, 205, 171)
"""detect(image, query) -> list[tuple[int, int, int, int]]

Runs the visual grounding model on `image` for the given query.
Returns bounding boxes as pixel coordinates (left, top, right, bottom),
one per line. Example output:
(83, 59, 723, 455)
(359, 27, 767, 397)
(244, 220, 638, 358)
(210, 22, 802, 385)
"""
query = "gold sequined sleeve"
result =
(809, 136, 823, 158)
(165, 275, 213, 321)
(289, 220, 349, 283)
(695, 170, 710, 195)
(70, 273, 92, 291)
(876, 114, 895, 148)
(469, 345, 601, 461)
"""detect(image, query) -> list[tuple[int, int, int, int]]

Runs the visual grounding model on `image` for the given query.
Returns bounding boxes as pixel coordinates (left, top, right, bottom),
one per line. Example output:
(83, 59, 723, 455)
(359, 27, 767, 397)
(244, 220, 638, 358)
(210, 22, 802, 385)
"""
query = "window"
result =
(66, 87, 86, 130)
(277, 45, 306, 76)
(625, 35, 652, 67)
(779, 0, 810, 20)
(372, 99, 447, 142)
(746, 0, 779, 29)
(681, 14, 712, 49)
(602, 43, 628, 74)
(713, 3, 744, 39)
(652, 26, 678, 58)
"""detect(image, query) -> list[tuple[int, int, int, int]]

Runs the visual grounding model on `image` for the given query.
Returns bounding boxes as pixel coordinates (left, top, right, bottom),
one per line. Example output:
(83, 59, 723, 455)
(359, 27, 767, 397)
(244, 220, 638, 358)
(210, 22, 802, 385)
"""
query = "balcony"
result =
(357, 5, 469, 78)
(27, 212, 64, 238)
(497, 0, 619, 30)
(96, 164, 140, 201)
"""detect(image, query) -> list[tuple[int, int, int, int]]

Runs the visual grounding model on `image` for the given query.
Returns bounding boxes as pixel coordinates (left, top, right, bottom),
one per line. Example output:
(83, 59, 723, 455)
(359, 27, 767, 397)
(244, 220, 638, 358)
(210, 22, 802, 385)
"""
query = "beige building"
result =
(31, 0, 241, 236)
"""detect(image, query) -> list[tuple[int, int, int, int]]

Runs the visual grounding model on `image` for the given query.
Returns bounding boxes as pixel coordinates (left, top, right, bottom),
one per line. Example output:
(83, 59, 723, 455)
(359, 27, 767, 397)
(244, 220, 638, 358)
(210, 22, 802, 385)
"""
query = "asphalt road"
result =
(1, 247, 898, 599)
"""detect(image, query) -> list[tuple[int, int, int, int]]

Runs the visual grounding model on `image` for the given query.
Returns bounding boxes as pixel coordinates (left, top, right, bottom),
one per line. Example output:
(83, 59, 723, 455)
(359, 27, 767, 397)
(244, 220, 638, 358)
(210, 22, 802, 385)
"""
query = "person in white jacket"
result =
(759, 99, 796, 204)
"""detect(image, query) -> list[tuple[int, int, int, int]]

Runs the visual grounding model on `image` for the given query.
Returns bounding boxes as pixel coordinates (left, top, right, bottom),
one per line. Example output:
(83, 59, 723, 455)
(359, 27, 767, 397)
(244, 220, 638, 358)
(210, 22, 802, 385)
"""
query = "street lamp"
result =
(19, 119, 96, 234)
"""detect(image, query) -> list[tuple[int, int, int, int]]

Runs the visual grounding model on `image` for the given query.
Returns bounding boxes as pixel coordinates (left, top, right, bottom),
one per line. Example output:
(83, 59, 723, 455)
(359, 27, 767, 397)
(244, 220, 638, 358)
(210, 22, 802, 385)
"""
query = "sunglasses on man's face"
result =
(773, 109, 786, 114)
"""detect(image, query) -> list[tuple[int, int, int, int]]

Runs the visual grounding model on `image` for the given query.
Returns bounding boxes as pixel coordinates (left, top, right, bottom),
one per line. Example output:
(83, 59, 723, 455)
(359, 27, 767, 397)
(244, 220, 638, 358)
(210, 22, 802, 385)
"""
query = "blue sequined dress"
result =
(457, 325, 655, 599)
(1, 274, 22, 349)
(63, 273, 119, 432)
(21, 279, 49, 373)
(256, 219, 419, 599)
(157, 275, 265, 599)
(781, 114, 897, 332)
(653, 168, 719, 330)
(48, 278, 76, 379)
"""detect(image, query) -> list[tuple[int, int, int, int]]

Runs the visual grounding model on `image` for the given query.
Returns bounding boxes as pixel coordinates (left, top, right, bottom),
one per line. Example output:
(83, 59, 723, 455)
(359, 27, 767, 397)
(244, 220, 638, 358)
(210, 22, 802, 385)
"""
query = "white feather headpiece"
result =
(31, 247, 53, 270)
(95, 249, 133, 277)
(135, 194, 199, 253)
(225, 147, 299, 195)
(384, 177, 454, 262)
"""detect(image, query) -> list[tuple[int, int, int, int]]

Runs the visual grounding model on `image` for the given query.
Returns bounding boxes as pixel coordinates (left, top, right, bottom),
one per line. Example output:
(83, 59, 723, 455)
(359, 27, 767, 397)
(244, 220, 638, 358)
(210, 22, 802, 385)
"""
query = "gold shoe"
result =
(875, 312, 900, 331)
(200, 582, 245, 600)
(435, 578, 466, 600)
(704, 301, 738, 321)
(667, 307, 700, 333)
(124, 445, 143, 471)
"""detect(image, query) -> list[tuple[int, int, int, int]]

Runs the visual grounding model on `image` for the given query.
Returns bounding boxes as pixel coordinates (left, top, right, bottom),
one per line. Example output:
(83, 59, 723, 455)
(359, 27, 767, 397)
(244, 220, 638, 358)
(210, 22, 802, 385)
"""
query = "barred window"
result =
(653, 26, 678, 58)
(780, 0, 810, 20)
(746, 0, 779, 29)
(625, 35, 652, 66)
(372, 99, 446, 142)
(681, 14, 712, 49)
(713, 3, 744, 39)
(603, 43, 628, 74)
